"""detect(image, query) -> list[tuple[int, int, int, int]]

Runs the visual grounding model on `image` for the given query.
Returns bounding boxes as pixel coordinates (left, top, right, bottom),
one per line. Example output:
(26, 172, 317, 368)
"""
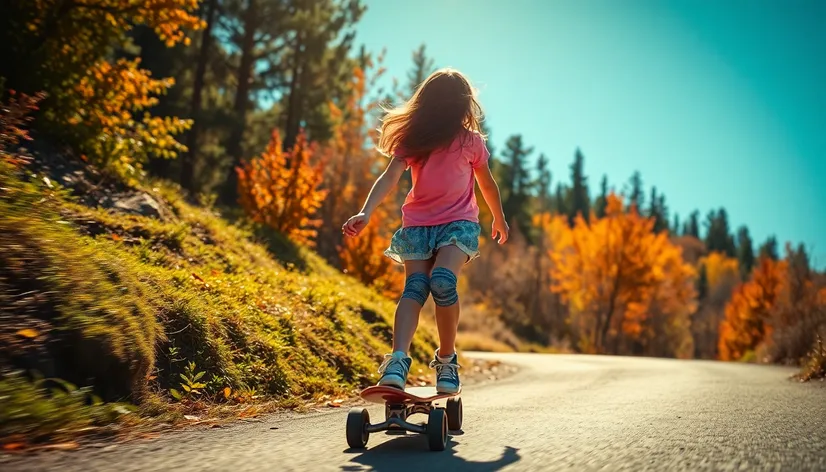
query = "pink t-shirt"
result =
(395, 130, 490, 228)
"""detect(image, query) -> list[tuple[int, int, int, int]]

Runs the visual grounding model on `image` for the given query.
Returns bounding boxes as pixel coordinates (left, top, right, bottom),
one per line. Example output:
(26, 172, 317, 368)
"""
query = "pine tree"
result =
(758, 236, 779, 261)
(219, 0, 291, 203)
(595, 175, 608, 219)
(672, 213, 681, 236)
(181, 0, 220, 192)
(788, 243, 811, 273)
(536, 153, 552, 212)
(705, 209, 736, 257)
(568, 148, 590, 224)
(735, 226, 755, 280)
(220, 0, 365, 204)
(627, 171, 644, 211)
(407, 44, 435, 94)
(555, 184, 568, 217)
(657, 194, 669, 233)
(500, 134, 534, 231)
(282, 0, 366, 150)
(480, 120, 495, 158)
(682, 210, 700, 238)
(648, 187, 668, 233)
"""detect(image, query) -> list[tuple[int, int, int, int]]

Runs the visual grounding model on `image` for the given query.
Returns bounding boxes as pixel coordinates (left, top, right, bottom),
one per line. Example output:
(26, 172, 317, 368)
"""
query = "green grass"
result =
(0, 161, 438, 442)
(0, 373, 135, 444)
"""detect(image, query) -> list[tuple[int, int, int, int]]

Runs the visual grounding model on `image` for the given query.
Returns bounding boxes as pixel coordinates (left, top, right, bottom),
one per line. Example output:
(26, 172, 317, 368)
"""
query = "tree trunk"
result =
(599, 271, 622, 353)
(532, 232, 545, 334)
(283, 33, 305, 152)
(180, 0, 217, 193)
(220, 0, 257, 205)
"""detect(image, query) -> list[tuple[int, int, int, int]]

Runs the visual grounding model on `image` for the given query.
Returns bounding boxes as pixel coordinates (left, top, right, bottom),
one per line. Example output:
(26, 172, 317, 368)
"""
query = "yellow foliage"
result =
(237, 130, 328, 246)
(72, 59, 191, 175)
(26, 1, 202, 47)
(545, 193, 696, 354)
(701, 251, 740, 289)
(14, 0, 202, 175)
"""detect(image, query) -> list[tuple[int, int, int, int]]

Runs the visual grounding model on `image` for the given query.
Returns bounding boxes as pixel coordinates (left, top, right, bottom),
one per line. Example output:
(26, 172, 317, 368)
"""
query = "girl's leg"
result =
(392, 258, 435, 353)
(378, 258, 434, 389)
(431, 245, 468, 357)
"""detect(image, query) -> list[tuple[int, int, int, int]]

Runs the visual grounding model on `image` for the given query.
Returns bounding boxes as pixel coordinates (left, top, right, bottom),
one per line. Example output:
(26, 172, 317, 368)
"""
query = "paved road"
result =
(4, 353, 826, 471)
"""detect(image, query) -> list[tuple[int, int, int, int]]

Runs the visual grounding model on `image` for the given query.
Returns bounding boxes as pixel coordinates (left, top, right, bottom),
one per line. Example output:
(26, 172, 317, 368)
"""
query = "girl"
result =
(342, 68, 508, 393)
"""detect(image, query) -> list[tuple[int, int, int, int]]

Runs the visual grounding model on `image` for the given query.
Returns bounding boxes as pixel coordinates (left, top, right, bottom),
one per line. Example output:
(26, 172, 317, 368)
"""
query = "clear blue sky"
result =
(354, 0, 826, 267)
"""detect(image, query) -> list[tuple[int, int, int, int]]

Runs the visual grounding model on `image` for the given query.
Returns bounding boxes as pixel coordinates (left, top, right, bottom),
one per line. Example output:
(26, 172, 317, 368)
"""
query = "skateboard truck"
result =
(383, 403, 411, 435)
(346, 386, 463, 451)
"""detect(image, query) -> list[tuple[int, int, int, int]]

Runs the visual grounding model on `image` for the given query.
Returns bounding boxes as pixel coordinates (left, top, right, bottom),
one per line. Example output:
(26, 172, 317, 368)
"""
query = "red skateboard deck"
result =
(360, 385, 461, 404)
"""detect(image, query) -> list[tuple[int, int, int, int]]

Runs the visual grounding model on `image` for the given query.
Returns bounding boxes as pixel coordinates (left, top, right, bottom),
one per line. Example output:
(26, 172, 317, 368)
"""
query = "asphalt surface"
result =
(4, 352, 825, 471)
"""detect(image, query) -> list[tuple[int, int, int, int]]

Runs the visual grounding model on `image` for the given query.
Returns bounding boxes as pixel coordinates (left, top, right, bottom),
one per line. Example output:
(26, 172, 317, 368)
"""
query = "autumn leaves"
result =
(9, 1, 203, 178)
(234, 105, 825, 370)
(718, 247, 826, 367)
(538, 194, 696, 355)
(235, 62, 404, 297)
(237, 131, 327, 246)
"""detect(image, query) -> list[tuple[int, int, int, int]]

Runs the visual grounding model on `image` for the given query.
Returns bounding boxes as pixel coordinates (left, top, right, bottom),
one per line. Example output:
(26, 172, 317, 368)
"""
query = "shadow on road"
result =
(340, 436, 520, 472)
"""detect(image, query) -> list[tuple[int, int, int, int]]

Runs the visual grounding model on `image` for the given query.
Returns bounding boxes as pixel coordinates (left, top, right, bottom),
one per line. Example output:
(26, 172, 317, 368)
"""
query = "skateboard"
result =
(345, 385, 463, 451)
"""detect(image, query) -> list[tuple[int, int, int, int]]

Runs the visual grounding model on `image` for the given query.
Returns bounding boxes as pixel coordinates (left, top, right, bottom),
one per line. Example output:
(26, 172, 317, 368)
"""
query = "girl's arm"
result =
(342, 157, 407, 237)
(360, 158, 407, 216)
(474, 163, 510, 244)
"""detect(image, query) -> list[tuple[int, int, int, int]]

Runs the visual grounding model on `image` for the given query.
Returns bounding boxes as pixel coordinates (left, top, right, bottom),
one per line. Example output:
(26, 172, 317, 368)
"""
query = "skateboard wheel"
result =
(446, 396, 462, 431)
(426, 408, 447, 451)
(346, 407, 370, 449)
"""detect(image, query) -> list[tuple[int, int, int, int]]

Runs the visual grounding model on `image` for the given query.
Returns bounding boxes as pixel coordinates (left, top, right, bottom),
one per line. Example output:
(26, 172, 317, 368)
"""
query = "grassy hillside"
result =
(0, 158, 438, 443)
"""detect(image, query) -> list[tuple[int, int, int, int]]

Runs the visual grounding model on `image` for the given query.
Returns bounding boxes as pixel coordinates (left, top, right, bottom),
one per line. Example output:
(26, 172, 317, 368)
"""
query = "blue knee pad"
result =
(430, 267, 458, 306)
(401, 272, 430, 306)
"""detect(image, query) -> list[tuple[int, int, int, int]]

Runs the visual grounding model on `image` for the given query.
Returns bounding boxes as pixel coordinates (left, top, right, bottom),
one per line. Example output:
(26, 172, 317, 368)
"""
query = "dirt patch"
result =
(462, 357, 519, 386)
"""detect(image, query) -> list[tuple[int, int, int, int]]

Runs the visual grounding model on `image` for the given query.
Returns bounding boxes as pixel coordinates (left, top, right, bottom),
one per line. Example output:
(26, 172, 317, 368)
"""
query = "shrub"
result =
(237, 130, 328, 246)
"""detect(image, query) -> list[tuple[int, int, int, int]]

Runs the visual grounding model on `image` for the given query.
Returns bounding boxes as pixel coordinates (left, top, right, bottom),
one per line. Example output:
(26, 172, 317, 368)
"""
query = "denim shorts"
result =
(384, 220, 481, 264)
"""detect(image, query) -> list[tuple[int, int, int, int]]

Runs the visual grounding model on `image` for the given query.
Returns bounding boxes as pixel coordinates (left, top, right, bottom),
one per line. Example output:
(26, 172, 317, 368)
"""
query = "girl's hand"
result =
(492, 218, 509, 244)
(342, 213, 370, 237)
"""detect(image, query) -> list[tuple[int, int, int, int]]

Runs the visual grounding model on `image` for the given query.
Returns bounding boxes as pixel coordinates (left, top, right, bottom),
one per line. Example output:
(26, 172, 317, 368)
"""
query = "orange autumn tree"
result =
(548, 193, 696, 355)
(6, 0, 202, 176)
(718, 256, 787, 361)
(769, 244, 826, 363)
(322, 57, 404, 297)
(338, 205, 403, 298)
(318, 61, 385, 257)
(237, 131, 328, 246)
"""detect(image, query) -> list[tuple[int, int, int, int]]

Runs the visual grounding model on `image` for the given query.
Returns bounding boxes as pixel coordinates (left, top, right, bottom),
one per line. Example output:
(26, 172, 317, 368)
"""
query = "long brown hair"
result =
(377, 68, 485, 162)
